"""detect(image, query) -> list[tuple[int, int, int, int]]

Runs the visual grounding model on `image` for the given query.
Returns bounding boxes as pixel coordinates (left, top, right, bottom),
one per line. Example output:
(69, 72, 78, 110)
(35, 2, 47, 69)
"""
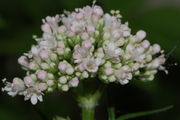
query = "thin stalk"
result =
(81, 105, 95, 120)
(76, 85, 104, 120)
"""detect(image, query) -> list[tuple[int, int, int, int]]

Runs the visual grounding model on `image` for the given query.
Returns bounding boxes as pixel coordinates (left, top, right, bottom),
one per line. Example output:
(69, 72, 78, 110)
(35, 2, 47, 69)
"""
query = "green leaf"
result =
(53, 116, 71, 120)
(116, 105, 173, 120)
(108, 107, 116, 120)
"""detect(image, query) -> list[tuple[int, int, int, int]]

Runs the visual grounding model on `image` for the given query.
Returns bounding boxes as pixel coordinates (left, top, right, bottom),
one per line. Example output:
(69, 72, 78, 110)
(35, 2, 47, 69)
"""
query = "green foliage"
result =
(53, 116, 71, 120)
(116, 105, 173, 120)
(108, 107, 115, 120)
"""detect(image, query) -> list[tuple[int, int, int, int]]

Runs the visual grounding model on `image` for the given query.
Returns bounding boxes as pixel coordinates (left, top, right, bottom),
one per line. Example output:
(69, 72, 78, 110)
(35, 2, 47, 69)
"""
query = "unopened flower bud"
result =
(57, 48, 64, 55)
(47, 80, 54, 86)
(136, 30, 146, 41)
(41, 63, 49, 70)
(58, 62, 67, 71)
(39, 50, 49, 59)
(82, 40, 92, 48)
(76, 13, 84, 20)
(59, 76, 67, 84)
(24, 76, 34, 87)
(94, 6, 103, 16)
(152, 44, 161, 54)
(30, 74, 37, 81)
(48, 73, 54, 79)
(66, 67, 74, 75)
(141, 40, 150, 49)
(109, 75, 116, 82)
(58, 26, 66, 33)
(18, 56, 29, 66)
(82, 71, 89, 78)
(104, 61, 111, 68)
(103, 32, 111, 40)
(105, 68, 113, 75)
(69, 77, 79, 87)
(81, 32, 89, 40)
(123, 31, 130, 37)
(61, 85, 69, 92)
(41, 23, 51, 33)
(50, 53, 58, 61)
(37, 70, 47, 80)
(38, 83, 47, 91)
(86, 24, 95, 34)
(29, 62, 39, 70)
(57, 41, 65, 48)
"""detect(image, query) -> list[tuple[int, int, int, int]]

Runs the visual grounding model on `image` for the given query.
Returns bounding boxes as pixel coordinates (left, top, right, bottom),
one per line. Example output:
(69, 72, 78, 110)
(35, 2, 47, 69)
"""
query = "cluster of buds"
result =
(2, 4, 166, 105)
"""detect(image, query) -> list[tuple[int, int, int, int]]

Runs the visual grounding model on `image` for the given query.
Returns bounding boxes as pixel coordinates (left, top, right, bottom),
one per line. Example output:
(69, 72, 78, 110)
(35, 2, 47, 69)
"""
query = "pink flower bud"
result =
(66, 67, 74, 75)
(123, 31, 130, 37)
(57, 41, 65, 48)
(141, 40, 150, 49)
(77, 63, 85, 71)
(92, 15, 99, 22)
(86, 24, 95, 34)
(58, 26, 66, 33)
(41, 23, 51, 33)
(38, 83, 47, 91)
(12, 78, 25, 91)
(152, 44, 161, 54)
(24, 76, 34, 87)
(122, 66, 130, 71)
(57, 48, 64, 55)
(82, 40, 92, 48)
(31, 46, 39, 55)
(112, 30, 121, 39)
(67, 31, 75, 37)
(126, 44, 134, 51)
(37, 70, 47, 80)
(59, 76, 67, 84)
(29, 62, 38, 70)
(76, 13, 84, 20)
(105, 68, 113, 75)
(18, 56, 29, 66)
(136, 30, 146, 41)
(69, 77, 79, 87)
(81, 32, 89, 40)
(39, 50, 49, 59)
(58, 62, 67, 71)
(93, 6, 103, 16)
(47, 80, 54, 86)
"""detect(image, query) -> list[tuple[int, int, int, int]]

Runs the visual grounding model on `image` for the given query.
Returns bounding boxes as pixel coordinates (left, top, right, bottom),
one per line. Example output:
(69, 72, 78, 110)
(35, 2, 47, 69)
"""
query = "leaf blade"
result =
(116, 105, 173, 120)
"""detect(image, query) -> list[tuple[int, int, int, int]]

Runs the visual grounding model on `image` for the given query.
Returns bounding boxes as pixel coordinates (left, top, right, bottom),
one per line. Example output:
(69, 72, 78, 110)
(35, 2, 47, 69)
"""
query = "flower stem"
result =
(76, 86, 104, 120)
(81, 105, 95, 120)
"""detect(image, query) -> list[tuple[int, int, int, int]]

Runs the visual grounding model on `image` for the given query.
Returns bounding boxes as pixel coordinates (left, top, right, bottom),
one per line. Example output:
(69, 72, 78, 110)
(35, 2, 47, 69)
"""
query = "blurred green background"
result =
(0, 0, 180, 120)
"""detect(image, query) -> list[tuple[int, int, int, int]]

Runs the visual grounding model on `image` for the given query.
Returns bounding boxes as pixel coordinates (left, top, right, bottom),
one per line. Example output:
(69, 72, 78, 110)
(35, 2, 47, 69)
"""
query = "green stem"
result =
(81, 105, 95, 120)
(76, 87, 103, 120)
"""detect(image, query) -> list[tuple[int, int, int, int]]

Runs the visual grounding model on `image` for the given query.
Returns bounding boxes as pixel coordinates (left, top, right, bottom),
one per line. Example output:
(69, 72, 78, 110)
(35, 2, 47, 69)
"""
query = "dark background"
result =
(0, 0, 180, 120)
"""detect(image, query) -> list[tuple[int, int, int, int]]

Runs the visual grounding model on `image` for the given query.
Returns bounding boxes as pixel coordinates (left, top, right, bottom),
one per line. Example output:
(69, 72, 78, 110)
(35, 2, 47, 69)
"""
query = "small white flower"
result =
(84, 57, 101, 73)
(24, 87, 43, 105)
(103, 41, 123, 58)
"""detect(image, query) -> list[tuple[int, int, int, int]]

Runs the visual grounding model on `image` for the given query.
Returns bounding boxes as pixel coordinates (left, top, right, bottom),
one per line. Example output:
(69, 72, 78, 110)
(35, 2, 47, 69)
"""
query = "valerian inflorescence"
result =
(2, 4, 166, 105)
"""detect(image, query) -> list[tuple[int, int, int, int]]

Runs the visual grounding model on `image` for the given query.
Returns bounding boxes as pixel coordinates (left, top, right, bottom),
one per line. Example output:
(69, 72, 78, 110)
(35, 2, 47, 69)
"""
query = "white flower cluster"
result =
(2, 4, 166, 105)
